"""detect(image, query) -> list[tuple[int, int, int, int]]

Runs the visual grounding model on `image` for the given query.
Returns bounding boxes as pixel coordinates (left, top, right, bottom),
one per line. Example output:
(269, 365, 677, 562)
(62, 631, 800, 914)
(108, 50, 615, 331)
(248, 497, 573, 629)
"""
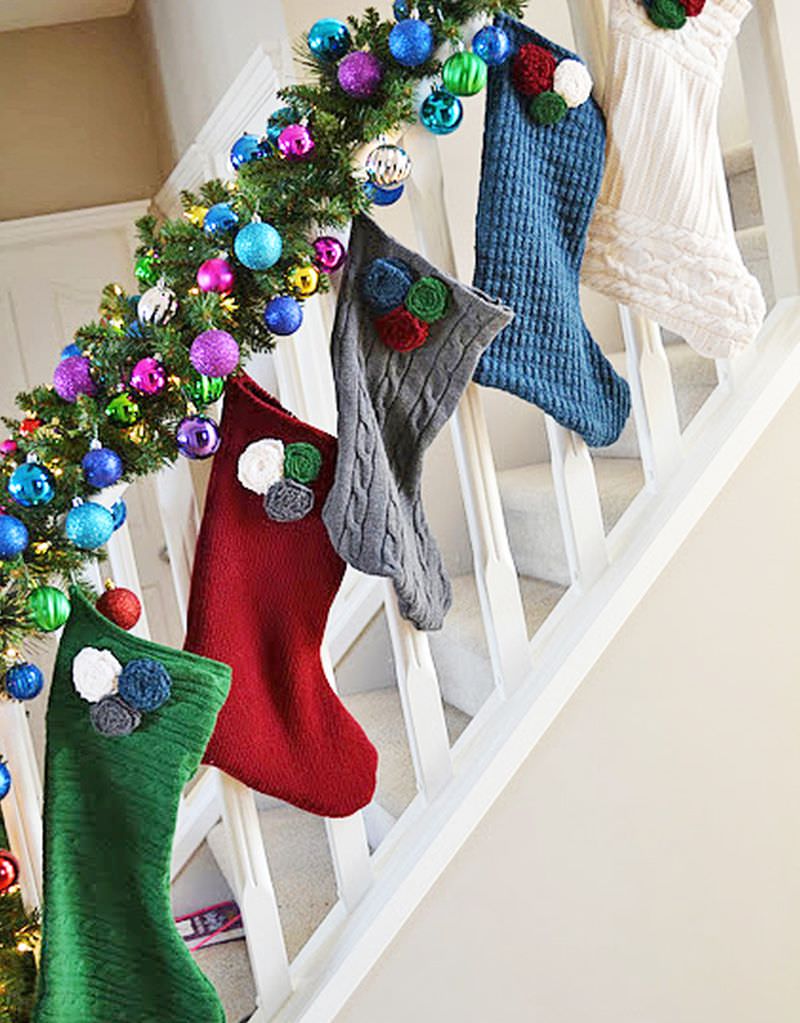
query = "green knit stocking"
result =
(33, 589, 231, 1023)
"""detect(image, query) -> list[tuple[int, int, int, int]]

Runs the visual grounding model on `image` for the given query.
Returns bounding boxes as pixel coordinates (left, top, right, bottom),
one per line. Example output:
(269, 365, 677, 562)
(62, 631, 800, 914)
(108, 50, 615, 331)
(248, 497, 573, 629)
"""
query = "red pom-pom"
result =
(0, 850, 19, 894)
(374, 307, 429, 353)
(681, 0, 705, 14)
(511, 44, 557, 98)
(96, 585, 142, 631)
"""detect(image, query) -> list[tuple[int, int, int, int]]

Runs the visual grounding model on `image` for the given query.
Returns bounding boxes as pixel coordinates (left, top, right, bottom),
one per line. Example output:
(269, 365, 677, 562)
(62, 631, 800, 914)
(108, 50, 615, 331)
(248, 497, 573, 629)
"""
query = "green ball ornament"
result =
(27, 586, 71, 632)
(134, 253, 159, 287)
(529, 90, 568, 126)
(442, 51, 488, 97)
(105, 393, 142, 426)
(184, 374, 225, 407)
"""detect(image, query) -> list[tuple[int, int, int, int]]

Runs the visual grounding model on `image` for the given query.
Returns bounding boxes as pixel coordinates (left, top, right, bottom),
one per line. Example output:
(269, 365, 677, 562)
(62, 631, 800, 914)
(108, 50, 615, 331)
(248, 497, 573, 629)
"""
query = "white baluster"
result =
(0, 702, 42, 908)
(566, 0, 609, 81)
(105, 519, 152, 639)
(155, 459, 200, 626)
(170, 770, 222, 881)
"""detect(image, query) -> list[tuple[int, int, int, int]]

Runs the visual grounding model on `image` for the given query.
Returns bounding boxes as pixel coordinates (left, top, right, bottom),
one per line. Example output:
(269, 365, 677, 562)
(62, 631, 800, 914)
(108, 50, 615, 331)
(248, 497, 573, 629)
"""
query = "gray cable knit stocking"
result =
(323, 215, 512, 631)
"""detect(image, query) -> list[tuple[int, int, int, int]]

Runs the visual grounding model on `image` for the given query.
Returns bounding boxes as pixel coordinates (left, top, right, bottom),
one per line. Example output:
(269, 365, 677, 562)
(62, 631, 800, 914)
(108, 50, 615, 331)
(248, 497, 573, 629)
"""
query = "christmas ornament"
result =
(312, 236, 347, 272)
(96, 583, 142, 631)
(0, 762, 10, 800)
(137, 282, 178, 325)
(61, 343, 81, 359)
(286, 264, 320, 298)
(393, 0, 409, 16)
(0, 515, 28, 560)
(19, 418, 40, 436)
(105, 393, 141, 425)
(365, 142, 412, 187)
(442, 50, 488, 96)
(5, 662, 44, 701)
(0, 851, 18, 893)
(472, 24, 512, 65)
(27, 585, 71, 632)
(185, 204, 208, 227)
(176, 415, 221, 460)
(190, 329, 240, 377)
(203, 202, 239, 236)
(420, 87, 464, 134)
(234, 222, 283, 270)
(111, 499, 127, 531)
(0, 440, 17, 457)
(230, 133, 262, 169)
(8, 460, 55, 508)
(184, 374, 225, 407)
(53, 355, 96, 403)
(82, 442, 124, 488)
(129, 356, 167, 396)
(197, 257, 235, 294)
(266, 106, 296, 145)
(308, 18, 352, 61)
(128, 422, 148, 445)
(264, 296, 303, 336)
(66, 501, 115, 550)
(389, 18, 434, 67)
(277, 123, 315, 162)
(364, 181, 404, 206)
(134, 252, 159, 287)
(337, 51, 383, 99)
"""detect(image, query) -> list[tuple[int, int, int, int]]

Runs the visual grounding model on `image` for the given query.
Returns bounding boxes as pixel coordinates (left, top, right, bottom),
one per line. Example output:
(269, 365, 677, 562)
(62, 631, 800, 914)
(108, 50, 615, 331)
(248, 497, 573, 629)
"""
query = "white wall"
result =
(335, 385, 800, 1023)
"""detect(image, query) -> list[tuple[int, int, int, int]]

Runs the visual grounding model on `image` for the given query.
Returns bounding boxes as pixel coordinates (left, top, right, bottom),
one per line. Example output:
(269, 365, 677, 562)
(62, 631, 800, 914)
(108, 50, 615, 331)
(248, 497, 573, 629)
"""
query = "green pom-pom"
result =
(405, 277, 451, 324)
(647, 0, 687, 29)
(529, 91, 568, 126)
(284, 442, 322, 484)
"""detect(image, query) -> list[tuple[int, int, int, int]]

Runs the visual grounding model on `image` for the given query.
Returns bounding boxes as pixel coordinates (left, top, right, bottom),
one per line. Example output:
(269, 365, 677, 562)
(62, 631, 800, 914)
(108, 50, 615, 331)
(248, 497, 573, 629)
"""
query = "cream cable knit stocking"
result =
(583, 0, 765, 357)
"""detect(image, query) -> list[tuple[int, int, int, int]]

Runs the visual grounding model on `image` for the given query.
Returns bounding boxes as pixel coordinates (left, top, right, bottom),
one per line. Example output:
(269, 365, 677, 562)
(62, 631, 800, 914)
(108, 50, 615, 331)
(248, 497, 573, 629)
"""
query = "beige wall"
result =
(337, 386, 800, 1023)
(0, 16, 161, 219)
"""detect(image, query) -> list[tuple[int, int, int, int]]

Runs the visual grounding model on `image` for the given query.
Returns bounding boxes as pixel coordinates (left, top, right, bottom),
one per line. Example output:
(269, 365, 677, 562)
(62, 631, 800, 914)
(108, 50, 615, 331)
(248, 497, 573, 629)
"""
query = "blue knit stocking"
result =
(473, 16, 631, 448)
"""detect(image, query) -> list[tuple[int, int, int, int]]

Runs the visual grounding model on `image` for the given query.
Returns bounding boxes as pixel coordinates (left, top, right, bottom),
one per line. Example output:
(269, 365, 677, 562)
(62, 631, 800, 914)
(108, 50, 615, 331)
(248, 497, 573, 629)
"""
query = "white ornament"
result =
(138, 282, 179, 326)
(73, 647, 122, 703)
(237, 438, 285, 495)
(553, 59, 593, 109)
(365, 143, 412, 188)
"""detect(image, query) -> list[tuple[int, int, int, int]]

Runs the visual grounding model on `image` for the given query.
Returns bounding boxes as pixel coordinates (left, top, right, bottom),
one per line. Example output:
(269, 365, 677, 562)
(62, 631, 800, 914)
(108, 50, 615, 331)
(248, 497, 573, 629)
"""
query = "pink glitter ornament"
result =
(129, 357, 167, 396)
(197, 258, 235, 294)
(190, 329, 240, 378)
(277, 123, 316, 162)
(337, 50, 383, 99)
(312, 236, 347, 273)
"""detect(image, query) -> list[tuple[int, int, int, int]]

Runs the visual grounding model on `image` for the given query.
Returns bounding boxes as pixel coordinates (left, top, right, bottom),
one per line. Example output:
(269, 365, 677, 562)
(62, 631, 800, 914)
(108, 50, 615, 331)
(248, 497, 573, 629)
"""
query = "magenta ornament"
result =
(337, 51, 383, 99)
(53, 355, 97, 403)
(277, 123, 316, 161)
(176, 415, 221, 460)
(312, 236, 347, 273)
(129, 357, 167, 396)
(0, 441, 17, 458)
(197, 257, 235, 294)
(190, 329, 240, 378)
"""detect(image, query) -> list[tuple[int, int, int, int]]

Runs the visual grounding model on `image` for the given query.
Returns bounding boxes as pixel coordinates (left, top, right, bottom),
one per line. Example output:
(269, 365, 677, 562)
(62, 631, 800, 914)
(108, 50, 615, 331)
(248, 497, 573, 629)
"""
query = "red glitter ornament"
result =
(19, 418, 41, 436)
(681, 0, 706, 14)
(374, 307, 429, 353)
(0, 850, 19, 894)
(512, 43, 557, 97)
(96, 583, 142, 631)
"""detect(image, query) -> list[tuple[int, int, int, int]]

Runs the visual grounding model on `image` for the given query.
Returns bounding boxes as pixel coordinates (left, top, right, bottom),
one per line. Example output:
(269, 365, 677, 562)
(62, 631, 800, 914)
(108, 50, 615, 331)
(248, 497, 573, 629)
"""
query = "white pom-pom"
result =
(554, 59, 593, 109)
(237, 438, 285, 495)
(73, 647, 122, 703)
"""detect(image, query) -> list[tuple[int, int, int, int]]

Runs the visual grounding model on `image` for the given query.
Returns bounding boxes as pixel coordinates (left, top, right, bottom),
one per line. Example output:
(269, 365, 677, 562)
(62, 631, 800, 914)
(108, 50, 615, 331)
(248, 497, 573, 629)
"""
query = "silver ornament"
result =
(365, 143, 412, 188)
(138, 281, 179, 326)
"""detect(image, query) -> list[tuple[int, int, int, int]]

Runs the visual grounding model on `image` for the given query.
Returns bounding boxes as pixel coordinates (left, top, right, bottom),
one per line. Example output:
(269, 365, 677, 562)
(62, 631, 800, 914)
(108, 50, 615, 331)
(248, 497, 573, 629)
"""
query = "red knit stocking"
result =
(185, 373, 377, 817)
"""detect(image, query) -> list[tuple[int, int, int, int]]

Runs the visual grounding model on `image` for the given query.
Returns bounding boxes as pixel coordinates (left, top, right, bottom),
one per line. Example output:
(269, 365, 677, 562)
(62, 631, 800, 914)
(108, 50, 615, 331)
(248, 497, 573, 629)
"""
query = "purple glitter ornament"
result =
(277, 123, 316, 161)
(190, 329, 240, 378)
(176, 415, 221, 460)
(0, 441, 17, 458)
(129, 357, 167, 396)
(53, 355, 97, 403)
(197, 257, 235, 294)
(337, 50, 383, 99)
(312, 236, 347, 273)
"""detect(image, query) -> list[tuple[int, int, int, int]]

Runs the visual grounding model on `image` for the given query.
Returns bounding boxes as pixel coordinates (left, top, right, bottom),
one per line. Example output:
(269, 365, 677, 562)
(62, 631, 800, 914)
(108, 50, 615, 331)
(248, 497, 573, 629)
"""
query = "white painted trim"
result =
(0, 200, 151, 247)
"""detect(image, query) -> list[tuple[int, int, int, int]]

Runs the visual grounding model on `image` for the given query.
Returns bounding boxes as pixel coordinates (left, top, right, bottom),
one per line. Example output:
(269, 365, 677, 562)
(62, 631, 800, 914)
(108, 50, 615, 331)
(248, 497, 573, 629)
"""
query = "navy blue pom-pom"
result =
(361, 258, 414, 313)
(118, 658, 172, 712)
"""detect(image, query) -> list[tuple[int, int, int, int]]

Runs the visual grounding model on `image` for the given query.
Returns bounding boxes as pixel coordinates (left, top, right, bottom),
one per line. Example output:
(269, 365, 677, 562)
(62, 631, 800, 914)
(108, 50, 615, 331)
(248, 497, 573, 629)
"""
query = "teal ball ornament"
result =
(472, 25, 512, 66)
(234, 222, 283, 270)
(0, 516, 28, 560)
(5, 663, 44, 701)
(0, 763, 10, 800)
(203, 202, 239, 236)
(230, 133, 262, 170)
(111, 499, 127, 531)
(420, 88, 464, 135)
(266, 106, 296, 146)
(264, 296, 303, 336)
(8, 461, 55, 508)
(308, 18, 351, 61)
(65, 501, 115, 550)
(389, 18, 434, 67)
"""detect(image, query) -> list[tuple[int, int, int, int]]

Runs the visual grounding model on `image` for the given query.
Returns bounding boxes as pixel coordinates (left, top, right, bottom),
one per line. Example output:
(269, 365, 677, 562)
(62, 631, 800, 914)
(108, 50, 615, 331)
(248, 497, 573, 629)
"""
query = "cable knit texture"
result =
(185, 374, 378, 817)
(473, 15, 631, 447)
(33, 588, 231, 1023)
(583, 0, 764, 356)
(323, 215, 512, 631)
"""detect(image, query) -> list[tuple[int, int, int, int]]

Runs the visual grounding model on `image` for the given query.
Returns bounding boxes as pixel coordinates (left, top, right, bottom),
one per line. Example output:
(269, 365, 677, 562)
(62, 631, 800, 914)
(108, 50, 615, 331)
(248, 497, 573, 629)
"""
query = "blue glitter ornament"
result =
(0, 516, 28, 560)
(472, 24, 512, 65)
(389, 18, 434, 67)
(420, 87, 464, 135)
(203, 202, 239, 236)
(308, 18, 352, 61)
(364, 181, 405, 206)
(65, 501, 115, 550)
(82, 445, 123, 489)
(264, 296, 303, 336)
(266, 106, 296, 146)
(61, 343, 80, 359)
(234, 222, 283, 270)
(118, 658, 172, 712)
(5, 663, 44, 701)
(111, 499, 127, 531)
(230, 133, 262, 170)
(8, 460, 55, 508)
(0, 763, 10, 801)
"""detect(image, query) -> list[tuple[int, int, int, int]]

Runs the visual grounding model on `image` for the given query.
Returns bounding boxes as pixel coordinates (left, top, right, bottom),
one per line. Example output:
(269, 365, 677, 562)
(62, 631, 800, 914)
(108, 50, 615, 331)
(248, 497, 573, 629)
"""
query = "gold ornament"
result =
(128, 422, 148, 445)
(220, 296, 239, 315)
(286, 264, 320, 298)
(185, 205, 209, 227)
